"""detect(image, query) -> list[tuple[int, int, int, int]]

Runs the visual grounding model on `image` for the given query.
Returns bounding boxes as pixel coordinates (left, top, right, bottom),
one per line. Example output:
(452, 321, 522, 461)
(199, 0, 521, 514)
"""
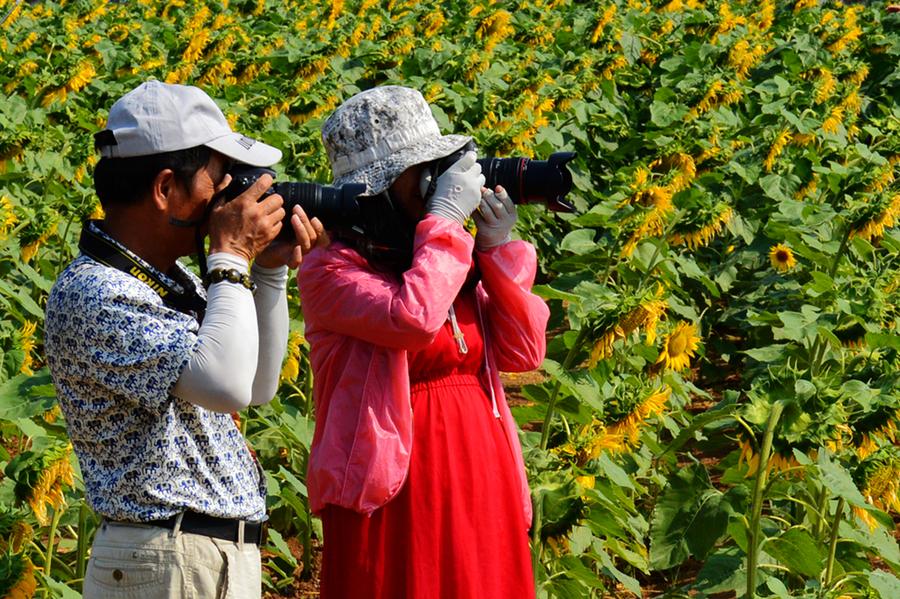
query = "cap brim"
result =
(205, 133, 282, 167)
(333, 134, 471, 195)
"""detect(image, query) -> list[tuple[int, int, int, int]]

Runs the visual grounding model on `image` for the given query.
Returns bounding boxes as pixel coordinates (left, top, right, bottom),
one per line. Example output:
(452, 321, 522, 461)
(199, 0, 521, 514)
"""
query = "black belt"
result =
(112, 511, 266, 546)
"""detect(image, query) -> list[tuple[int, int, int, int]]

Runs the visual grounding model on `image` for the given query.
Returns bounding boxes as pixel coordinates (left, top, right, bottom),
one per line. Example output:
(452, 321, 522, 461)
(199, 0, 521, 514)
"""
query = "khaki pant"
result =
(83, 520, 261, 599)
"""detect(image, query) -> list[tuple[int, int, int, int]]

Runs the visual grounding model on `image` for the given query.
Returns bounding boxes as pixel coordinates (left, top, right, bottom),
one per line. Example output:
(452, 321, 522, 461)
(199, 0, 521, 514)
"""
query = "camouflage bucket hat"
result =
(321, 86, 471, 195)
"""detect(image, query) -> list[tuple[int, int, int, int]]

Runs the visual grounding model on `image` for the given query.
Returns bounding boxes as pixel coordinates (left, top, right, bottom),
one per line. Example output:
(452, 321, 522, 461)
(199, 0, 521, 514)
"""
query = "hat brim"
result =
(332, 134, 472, 195)
(205, 132, 282, 167)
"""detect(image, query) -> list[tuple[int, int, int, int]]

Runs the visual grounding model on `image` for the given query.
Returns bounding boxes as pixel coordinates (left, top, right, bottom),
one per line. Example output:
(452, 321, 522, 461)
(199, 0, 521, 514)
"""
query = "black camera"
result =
(219, 166, 367, 238)
(428, 141, 576, 213)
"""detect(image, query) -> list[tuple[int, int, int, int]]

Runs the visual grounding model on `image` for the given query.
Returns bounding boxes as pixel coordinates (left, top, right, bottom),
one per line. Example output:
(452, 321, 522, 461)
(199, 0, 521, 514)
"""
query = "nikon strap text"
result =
(78, 220, 207, 318)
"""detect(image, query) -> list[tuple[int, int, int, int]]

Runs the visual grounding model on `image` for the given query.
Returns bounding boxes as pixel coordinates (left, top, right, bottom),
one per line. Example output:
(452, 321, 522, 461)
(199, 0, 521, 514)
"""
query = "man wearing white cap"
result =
(43, 80, 324, 598)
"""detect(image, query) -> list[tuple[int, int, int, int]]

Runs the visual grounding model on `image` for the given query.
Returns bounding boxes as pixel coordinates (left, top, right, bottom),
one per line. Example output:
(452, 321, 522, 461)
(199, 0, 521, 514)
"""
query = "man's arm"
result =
(249, 262, 289, 405)
(172, 252, 259, 413)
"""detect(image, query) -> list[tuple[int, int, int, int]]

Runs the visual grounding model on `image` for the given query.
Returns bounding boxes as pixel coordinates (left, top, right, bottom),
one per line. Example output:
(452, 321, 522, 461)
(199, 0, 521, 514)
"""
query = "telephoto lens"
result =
(272, 181, 367, 231)
(479, 153, 576, 212)
(220, 165, 367, 237)
(427, 141, 577, 212)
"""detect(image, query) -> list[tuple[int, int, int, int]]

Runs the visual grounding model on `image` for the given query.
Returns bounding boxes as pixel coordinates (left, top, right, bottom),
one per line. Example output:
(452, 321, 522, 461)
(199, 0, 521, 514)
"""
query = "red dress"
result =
(319, 288, 535, 598)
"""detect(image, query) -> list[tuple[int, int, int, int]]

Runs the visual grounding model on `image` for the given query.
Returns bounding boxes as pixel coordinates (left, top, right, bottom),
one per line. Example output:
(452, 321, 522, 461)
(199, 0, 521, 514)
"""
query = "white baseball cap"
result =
(95, 80, 282, 167)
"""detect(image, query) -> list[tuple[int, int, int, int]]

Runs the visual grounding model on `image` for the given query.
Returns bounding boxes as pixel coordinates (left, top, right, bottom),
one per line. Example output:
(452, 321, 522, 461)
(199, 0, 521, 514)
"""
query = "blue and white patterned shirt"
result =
(44, 225, 266, 522)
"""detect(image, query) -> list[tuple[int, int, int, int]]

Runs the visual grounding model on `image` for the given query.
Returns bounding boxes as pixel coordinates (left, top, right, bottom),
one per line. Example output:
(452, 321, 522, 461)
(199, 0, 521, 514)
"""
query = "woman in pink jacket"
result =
(298, 86, 549, 598)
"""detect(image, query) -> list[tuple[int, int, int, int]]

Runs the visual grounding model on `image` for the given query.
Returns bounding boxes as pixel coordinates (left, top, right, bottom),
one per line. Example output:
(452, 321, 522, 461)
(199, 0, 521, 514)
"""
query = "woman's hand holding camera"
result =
(208, 173, 286, 263)
(474, 186, 517, 250)
(425, 151, 485, 226)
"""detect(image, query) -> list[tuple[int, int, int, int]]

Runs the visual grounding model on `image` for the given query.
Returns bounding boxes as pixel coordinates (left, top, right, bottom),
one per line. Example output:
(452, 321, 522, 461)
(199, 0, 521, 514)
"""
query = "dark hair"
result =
(93, 145, 213, 208)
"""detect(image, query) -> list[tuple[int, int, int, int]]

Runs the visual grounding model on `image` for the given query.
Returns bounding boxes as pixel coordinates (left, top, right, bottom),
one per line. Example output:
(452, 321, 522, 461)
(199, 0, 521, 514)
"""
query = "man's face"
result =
(169, 152, 232, 232)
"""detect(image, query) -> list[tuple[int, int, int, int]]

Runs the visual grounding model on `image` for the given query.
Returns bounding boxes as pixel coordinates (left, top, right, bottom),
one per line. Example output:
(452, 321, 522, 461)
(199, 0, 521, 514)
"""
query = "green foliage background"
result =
(1, 0, 900, 597)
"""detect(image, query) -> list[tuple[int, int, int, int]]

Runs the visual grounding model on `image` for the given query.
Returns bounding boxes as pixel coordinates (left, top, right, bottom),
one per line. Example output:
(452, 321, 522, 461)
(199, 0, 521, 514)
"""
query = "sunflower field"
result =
(2, 0, 900, 597)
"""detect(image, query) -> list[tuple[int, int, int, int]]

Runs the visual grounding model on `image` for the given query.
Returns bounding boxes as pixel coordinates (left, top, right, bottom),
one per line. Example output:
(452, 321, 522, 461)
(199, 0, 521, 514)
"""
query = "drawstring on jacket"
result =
(448, 305, 468, 355)
(474, 300, 501, 419)
(447, 301, 500, 419)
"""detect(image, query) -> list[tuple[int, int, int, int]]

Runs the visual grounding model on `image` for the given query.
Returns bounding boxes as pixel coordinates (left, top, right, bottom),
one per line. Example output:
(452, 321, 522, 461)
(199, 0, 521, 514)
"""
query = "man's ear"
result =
(150, 169, 177, 212)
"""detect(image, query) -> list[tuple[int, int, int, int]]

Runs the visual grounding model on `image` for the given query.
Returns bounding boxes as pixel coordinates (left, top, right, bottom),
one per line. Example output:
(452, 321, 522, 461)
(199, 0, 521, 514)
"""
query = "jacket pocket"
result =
(338, 347, 412, 512)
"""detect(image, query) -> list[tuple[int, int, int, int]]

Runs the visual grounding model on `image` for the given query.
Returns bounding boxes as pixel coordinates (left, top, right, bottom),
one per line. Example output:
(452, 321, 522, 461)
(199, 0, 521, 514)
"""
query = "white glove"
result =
(474, 186, 517, 249)
(424, 151, 485, 226)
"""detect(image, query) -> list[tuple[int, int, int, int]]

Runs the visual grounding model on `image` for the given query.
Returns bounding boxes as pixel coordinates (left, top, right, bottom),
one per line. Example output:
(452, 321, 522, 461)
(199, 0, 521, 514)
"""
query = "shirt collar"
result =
(85, 220, 190, 295)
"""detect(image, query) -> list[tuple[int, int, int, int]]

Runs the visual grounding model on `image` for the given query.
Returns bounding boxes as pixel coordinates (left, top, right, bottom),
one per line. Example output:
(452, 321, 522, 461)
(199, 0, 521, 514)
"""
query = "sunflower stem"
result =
(746, 401, 784, 599)
(600, 243, 617, 285)
(75, 501, 89, 587)
(59, 214, 77, 269)
(303, 354, 314, 416)
(824, 498, 845, 587)
(807, 337, 819, 376)
(43, 505, 63, 596)
(828, 226, 852, 279)
(637, 242, 665, 295)
(533, 326, 590, 588)
(814, 485, 829, 539)
(539, 326, 590, 451)
(301, 501, 314, 580)
(808, 336, 827, 378)
(531, 500, 543, 590)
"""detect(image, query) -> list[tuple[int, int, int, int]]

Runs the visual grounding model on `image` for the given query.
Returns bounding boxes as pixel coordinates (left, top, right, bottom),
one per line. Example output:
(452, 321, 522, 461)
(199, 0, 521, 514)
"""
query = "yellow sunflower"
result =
(670, 206, 734, 249)
(556, 385, 673, 463)
(0, 555, 36, 599)
(853, 448, 900, 531)
(0, 195, 16, 239)
(25, 445, 75, 526)
(586, 298, 668, 366)
(769, 243, 797, 272)
(854, 411, 900, 459)
(20, 221, 58, 264)
(738, 438, 802, 478)
(17, 321, 37, 376)
(280, 330, 306, 382)
(9, 521, 33, 554)
(656, 322, 700, 371)
(604, 385, 672, 447)
(850, 194, 900, 241)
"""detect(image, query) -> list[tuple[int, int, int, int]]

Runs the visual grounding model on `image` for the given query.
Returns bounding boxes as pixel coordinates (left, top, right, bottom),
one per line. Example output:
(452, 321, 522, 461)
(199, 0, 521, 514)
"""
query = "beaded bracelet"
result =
(205, 268, 257, 293)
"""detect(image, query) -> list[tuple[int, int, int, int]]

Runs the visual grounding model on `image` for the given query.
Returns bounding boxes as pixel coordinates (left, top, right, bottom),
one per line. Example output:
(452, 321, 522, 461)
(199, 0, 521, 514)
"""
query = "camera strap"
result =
(78, 221, 207, 319)
(168, 197, 221, 281)
(335, 192, 417, 273)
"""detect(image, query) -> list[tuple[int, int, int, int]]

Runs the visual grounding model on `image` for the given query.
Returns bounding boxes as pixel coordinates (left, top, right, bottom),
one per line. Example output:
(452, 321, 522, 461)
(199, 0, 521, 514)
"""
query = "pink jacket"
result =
(297, 215, 549, 525)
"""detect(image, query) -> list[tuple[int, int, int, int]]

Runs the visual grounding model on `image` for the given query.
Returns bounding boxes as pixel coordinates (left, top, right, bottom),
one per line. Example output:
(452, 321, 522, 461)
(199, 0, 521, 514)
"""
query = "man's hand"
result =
(208, 173, 285, 262)
(255, 205, 329, 269)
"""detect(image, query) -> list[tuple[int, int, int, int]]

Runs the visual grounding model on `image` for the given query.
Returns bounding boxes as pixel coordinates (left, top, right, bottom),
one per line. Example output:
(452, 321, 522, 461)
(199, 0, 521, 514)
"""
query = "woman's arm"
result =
(476, 240, 549, 372)
(299, 215, 474, 350)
